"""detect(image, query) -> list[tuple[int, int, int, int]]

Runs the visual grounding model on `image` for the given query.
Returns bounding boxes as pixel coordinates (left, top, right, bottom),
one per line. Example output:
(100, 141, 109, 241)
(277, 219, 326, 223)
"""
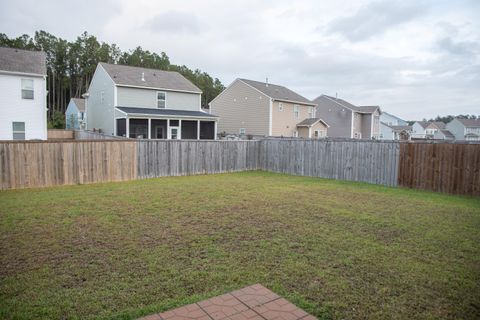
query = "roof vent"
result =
(265, 77, 269, 87)
(141, 72, 145, 81)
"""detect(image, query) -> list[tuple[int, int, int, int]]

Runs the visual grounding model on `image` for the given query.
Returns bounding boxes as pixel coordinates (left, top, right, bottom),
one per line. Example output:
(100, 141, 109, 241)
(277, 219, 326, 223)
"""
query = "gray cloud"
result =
(436, 37, 480, 56)
(148, 11, 201, 34)
(327, 1, 427, 42)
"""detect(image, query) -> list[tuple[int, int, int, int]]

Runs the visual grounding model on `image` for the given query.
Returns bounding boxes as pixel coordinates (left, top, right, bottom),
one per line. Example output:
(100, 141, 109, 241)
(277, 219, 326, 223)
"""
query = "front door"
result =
(170, 127, 179, 139)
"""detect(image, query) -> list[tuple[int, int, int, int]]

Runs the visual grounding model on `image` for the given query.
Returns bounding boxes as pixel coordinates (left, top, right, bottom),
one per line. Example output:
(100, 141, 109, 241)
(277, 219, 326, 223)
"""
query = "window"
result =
(157, 91, 166, 108)
(278, 103, 284, 112)
(308, 107, 314, 118)
(21, 79, 34, 99)
(239, 128, 246, 135)
(12, 122, 25, 140)
(293, 131, 298, 137)
(293, 105, 299, 119)
(100, 91, 105, 104)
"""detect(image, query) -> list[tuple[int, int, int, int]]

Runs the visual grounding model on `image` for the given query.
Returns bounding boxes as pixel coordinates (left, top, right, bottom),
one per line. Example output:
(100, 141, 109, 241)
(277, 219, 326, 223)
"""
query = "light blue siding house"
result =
(65, 98, 86, 130)
(379, 111, 411, 140)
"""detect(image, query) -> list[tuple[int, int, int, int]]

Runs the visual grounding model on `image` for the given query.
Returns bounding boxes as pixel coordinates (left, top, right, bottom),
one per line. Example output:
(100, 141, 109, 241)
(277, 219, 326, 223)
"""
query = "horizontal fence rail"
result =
(74, 130, 126, 140)
(0, 138, 478, 196)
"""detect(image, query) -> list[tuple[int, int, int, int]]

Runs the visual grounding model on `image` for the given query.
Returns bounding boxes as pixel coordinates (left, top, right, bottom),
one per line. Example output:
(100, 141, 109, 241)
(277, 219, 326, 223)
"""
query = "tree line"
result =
(0, 31, 225, 127)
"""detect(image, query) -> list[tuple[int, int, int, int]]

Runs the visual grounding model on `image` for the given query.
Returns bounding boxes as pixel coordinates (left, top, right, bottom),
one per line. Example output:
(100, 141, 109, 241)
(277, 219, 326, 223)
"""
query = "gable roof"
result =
(456, 118, 480, 127)
(439, 129, 455, 139)
(382, 111, 406, 122)
(432, 121, 446, 129)
(296, 118, 330, 127)
(313, 95, 379, 114)
(381, 122, 412, 132)
(71, 98, 85, 112)
(0, 47, 47, 75)
(239, 79, 315, 105)
(99, 62, 201, 93)
(415, 121, 432, 129)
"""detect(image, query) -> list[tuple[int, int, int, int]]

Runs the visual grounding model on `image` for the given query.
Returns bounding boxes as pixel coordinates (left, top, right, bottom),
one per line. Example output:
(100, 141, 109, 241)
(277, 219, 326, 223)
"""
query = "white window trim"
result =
(12, 121, 26, 140)
(21, 79, 34, 100)
(239, 128, 246, 135)
(278, 102, 284, 112)
(157, 91, 167, 108)
(293, 105, 299, 120)
(100, 91, 105, 105)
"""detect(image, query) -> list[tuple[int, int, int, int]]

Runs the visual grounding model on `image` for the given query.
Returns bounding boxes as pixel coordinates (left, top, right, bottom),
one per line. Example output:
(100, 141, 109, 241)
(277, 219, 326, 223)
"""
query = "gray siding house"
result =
(446, 118, 480, 141)
(65, 98, 85, 130)
(313, 95, 381, 139)
(86, 63, 217, 139)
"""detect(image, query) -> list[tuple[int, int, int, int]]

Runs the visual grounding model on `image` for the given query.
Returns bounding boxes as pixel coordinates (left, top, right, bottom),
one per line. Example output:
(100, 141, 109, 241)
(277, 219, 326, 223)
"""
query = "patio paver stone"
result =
(138, 284, 315, 320)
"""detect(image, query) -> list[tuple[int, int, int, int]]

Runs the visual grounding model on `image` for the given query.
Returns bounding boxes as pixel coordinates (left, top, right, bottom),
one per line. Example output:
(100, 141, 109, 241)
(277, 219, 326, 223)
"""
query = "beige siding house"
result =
(210, 78, 327, 138)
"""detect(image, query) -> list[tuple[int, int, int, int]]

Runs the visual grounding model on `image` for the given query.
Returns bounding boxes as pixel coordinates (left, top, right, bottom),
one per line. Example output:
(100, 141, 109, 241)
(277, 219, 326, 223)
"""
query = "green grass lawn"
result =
(1, 171, 479, 320)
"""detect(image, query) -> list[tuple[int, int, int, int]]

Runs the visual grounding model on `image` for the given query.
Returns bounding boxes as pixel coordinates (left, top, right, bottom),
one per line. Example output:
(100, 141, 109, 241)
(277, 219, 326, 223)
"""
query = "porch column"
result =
(167, 119, 171, 139)
(126, 117, 130, 138)
(178, 119, 182, 139)
(148, 118, 151, 139)
(214, 121, 218, 140)
(308, 127, 312, 138)
(197, 120, 200, 140)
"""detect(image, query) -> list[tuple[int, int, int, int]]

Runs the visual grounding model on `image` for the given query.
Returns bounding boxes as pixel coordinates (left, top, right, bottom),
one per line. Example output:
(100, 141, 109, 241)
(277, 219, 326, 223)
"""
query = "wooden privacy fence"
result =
(260, 139, 400, 187)
(398, 143, 480, 196)
(0, 140, 137, 189)
(137, 140, 260, 178)
(0, 139, 479, 196)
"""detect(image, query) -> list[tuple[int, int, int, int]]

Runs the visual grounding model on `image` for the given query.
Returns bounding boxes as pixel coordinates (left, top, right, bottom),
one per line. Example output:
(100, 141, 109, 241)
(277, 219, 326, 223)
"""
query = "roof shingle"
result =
(100, 62, 201, 93)
(71, 98, 85, 112)
(0, 47, 46, 75)
(116, 106, 217, 118)
(239, 79, 314, 105)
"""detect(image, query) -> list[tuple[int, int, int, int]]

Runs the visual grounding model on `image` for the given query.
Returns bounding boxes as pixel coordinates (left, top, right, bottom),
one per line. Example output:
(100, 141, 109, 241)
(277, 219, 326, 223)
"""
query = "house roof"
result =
(296, 118, 330, 127)
(313, 95, 379, 114)
(381, 122, 412, 132)
(456, 118, 480, 127)
(239, 79, 315, 105)
(116, 107, 217, 118)
(415, 121, 432, 129)
(432, 121, 446, 129)
(0, 47, 47, 75)
(382, 111, 406, 122)
(71, 98, 85, 112)
(99, 62, 201, 93)
(439, 129, 455, 139)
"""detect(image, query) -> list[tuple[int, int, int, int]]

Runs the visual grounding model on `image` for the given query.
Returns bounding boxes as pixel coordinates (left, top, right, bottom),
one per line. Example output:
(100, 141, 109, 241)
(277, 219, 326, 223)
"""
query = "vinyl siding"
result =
(210, 79, 270, 136)
(361, 114, 371, 139)
(272, 101, 314, 137)
(117, 86, 200, 111)
(65, 101, 80, 130)
(0, 73, 47, 140)
(315, 97, 352, 138)
(353, 113, 363, 138)
(86, 65, 116, 135)
(446, 119, 465, 140)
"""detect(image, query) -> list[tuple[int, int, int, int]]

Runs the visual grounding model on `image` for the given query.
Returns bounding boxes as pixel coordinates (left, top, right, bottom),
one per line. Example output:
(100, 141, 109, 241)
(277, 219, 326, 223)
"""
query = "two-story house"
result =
(86, 63, 217, 139)
(446, 118, 480, 141)
(210, 78, 328, 138)
(411, 121, 447, 139)
(379, 111, 412, 140)
(65, 98, 86, 130)
(313, 95, 381, 139)
(0, 47, 47, 140)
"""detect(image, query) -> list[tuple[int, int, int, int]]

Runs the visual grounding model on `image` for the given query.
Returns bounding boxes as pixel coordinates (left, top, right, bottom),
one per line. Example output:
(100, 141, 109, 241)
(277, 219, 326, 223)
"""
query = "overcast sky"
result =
(1, 0, 479, 120)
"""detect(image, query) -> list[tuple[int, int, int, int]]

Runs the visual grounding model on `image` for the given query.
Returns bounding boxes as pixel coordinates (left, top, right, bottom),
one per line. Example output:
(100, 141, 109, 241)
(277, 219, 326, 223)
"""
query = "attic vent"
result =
(141, 72, 145, 81)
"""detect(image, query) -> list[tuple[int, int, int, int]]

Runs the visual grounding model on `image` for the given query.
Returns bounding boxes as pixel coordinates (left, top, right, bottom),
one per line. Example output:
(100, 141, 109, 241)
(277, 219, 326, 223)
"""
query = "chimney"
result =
(335, 92, 338, 99)
(141, 72, 145, 81)
(265, 77, 269, 87)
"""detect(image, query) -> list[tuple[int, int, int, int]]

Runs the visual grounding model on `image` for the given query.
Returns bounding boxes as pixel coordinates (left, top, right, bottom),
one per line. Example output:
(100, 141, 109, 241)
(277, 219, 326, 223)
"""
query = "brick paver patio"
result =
(138, 284, 316, 320)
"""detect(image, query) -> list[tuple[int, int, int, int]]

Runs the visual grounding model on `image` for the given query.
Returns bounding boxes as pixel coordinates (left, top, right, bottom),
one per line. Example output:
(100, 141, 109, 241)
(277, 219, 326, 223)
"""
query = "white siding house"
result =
(86, 63, 217, 139)
(446, 118, 480, 141)
(65, 98, 86, 130)
(0, 47, 47, 140)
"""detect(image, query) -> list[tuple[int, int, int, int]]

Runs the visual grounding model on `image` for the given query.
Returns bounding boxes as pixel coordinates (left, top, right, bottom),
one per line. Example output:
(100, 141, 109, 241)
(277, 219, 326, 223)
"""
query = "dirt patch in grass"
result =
(1, 171, 479, 319)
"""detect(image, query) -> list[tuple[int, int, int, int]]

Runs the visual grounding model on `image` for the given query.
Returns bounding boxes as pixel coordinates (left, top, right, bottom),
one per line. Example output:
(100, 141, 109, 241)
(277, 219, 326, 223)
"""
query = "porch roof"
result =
(116, 106, 218, 118)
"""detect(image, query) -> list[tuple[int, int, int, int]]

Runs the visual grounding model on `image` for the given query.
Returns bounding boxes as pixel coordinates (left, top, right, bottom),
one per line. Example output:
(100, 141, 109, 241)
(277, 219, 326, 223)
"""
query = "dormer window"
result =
(21, 79, 34, 99)
(157, 91, 166, 108)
